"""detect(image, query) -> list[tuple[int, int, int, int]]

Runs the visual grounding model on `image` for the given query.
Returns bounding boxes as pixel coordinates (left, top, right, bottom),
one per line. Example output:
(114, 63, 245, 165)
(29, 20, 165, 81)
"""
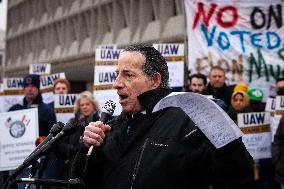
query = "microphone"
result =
(8, 120, 77, 181)
(87, 100, 116, 156)
(24, 122, 64, 161)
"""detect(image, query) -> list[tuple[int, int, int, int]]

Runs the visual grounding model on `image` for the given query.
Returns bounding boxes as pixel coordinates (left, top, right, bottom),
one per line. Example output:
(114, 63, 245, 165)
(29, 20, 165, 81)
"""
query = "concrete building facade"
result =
(5, 0, 186, 86)
(0, 30, 5, 82)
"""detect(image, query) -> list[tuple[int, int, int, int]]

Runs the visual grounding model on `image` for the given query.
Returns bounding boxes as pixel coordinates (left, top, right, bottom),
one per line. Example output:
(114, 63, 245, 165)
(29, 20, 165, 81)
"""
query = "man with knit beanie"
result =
(9, 74, 56, 136)
(8, 74, 57, 189)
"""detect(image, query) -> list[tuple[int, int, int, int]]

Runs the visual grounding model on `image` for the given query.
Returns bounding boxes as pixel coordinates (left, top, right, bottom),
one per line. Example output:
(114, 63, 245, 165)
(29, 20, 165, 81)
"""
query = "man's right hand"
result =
(83, 121, 111, 148)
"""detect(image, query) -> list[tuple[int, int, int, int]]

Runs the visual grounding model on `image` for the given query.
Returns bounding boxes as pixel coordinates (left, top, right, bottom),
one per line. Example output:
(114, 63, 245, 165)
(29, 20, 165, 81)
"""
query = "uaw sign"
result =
(54, 94, 77, 124)
(2, 78, 24, 112)
(29, 64, 51, 75)
(0, 108, 38, 171)
(238, 112, 271, 159)
(40, 72, 66, 104)
(94, 48, 122, 116)
(153, 43, 184, 88)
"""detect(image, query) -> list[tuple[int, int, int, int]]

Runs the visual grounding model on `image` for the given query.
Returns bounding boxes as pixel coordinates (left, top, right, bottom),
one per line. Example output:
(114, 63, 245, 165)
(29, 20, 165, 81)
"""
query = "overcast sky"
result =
(0, 0, 7, 31)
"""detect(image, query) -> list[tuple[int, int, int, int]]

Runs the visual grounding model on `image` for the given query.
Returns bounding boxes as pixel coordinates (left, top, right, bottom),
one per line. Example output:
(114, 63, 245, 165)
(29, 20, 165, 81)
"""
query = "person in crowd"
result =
(273, 116, 284, 189)
(43, 78, 71, 184)
(248, 88, 265, 112)
(204, 66, 235, 107)
(9, 74, 56, 136)
(8, 74, 56, 189)
(72, 44, 253, 189)
(188, 73, 207, 94)
(56, 91, 100, 179)
(227, 83, 251, 123)
(48, 78, 71, 110)
(187, 73, 227, 110)
(276, 78, 284, 96)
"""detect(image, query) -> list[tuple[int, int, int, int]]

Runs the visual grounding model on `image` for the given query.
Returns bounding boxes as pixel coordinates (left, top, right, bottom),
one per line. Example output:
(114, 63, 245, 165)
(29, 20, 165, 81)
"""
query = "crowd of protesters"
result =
(2, 63, 284, 189)
(185, 66, 284, 189)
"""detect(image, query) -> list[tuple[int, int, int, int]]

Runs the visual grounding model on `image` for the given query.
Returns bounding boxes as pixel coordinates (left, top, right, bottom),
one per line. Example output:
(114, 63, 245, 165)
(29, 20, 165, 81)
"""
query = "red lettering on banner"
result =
(192, 2, 217, 29)
(217, 6, 238, 28)
(192, 2, 238, 29)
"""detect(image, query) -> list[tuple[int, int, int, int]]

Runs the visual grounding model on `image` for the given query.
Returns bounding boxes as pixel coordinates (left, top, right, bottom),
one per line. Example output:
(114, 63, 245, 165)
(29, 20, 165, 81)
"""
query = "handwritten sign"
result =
(185, 0, 284, 97)
(153, 92, 242, 148)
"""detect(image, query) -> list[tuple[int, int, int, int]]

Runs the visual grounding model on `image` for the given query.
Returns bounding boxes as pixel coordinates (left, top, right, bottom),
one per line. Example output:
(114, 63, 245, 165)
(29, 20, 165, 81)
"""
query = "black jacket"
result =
(73, 88, 253, 189)
(8, 93, 56, 136)
(204, 83, 235, 107)
(272, 117, 284, 184)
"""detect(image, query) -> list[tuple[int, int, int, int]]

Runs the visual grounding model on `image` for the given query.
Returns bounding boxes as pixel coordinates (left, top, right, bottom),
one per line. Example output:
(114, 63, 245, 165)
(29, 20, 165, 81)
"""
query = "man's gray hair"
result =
(123, 44, 169, 88)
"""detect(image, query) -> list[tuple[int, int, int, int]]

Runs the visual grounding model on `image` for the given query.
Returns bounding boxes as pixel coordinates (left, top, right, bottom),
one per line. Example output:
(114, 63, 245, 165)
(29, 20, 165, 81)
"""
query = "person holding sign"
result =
(273, 101, 284, 189)
(56, 91, 100, 179)
(48, 78, 71, 110)
(9, 74, 56, 136)
(227, 83, 252, 123)
(72, 44, 253, 189)
(8, 74, 56, 189)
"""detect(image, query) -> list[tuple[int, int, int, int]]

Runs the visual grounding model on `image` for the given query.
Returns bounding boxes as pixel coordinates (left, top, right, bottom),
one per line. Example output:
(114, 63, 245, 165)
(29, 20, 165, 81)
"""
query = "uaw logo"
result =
(5, 115, 31, 138)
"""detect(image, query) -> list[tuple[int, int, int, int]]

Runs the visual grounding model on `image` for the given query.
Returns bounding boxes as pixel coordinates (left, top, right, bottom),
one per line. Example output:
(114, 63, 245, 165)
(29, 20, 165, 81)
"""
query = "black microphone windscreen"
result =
(62, 119, 77, 134)
(50, 122, 64, 135)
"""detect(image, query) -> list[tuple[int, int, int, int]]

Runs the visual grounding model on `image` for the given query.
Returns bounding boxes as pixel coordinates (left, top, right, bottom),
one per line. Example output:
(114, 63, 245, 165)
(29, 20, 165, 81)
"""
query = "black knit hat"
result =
(23, 74, 40, 89)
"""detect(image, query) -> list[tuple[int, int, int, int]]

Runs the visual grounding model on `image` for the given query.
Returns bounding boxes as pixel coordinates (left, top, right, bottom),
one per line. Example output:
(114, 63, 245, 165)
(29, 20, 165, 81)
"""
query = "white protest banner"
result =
(2, 78, 24, 112)
(153, 92, 243, 148)
(0, 108, 38, 171)
(184, 0, 284, 97)
(94, 48, 122, 115)
(29, 64, 51, 75)
(153, 44, 185, 88)
(238, 112, 271, 159)
(40, 72, 66, 104)
(54, 94, 77, 124)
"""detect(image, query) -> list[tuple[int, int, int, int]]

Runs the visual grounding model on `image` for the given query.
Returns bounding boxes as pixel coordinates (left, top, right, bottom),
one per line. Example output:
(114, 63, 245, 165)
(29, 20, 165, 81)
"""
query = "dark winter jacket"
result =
(204, 83, 235, 107)
(227, 106, 253, 124)
(72, 88, 253, 189)
(272, 117, 284, 184)
(8, 93, 56, 136)
(56, 112, 100, 161)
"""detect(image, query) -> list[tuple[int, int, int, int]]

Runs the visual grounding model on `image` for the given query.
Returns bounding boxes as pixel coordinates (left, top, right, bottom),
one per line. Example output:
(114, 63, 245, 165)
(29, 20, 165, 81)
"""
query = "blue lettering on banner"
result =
(100, 49, 120, 59)
(200, 24, 282, 53)
(41, 74, 61, 87)
(7, 79, 24, 88)
(156, 44, 180, 55)
(59, 95, 76, 106)
(243, 113, 265, 125)
(99, 72, 117, 83)
(33, 65, 46, 73)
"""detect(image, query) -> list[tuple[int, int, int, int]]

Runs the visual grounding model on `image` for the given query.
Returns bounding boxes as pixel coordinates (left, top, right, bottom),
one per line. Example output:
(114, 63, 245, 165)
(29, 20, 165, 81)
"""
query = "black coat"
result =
(204, 83, 235, 107)
(8, 93, 56, 136)
(72, 88, 253, 189)
(272, 117, 284, 184)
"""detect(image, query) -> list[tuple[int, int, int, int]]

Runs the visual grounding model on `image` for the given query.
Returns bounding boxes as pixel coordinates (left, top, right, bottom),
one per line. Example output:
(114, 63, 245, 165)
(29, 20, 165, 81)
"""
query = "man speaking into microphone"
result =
(73, 44, 254, 189)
